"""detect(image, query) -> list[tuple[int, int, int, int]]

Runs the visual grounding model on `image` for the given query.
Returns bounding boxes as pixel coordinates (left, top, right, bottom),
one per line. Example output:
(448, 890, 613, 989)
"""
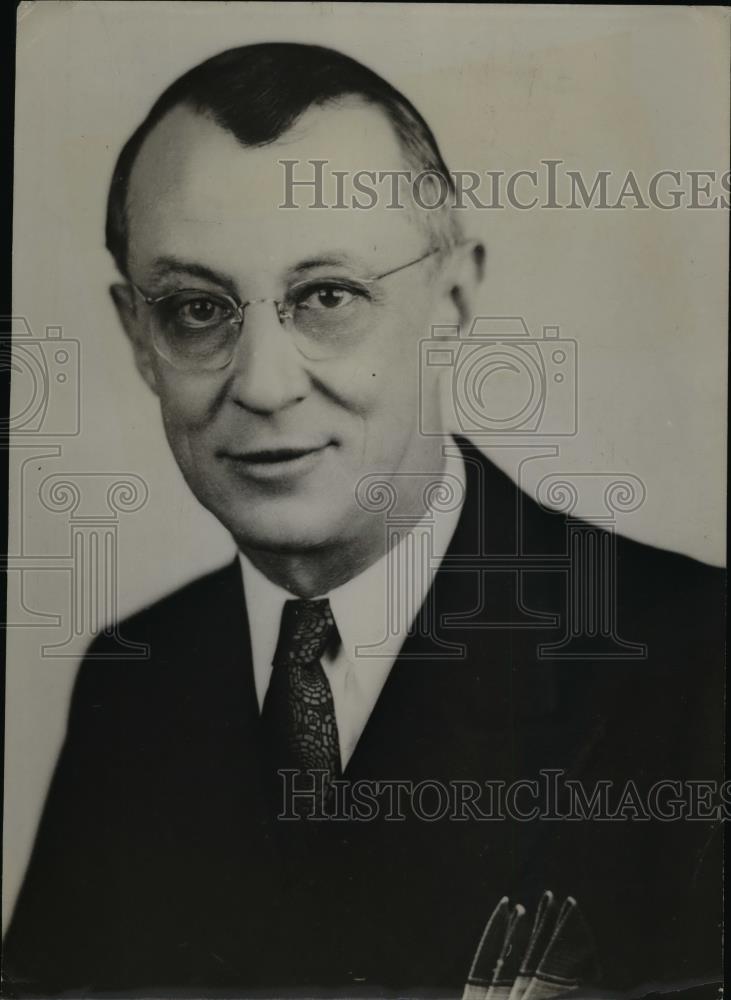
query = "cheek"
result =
(347, 339, 424, 462)
(339, 359, 418, 436)
(155, 377, 219, 464)
(365, 318, 425, 414)
(157, 367, 220, 425)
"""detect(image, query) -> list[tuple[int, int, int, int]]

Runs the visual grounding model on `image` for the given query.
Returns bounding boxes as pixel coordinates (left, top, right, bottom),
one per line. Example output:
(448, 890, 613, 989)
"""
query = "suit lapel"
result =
(344, 438, 526, 783)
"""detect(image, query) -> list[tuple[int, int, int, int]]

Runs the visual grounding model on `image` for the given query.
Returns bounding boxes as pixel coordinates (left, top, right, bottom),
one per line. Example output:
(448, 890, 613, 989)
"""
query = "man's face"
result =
(119, 102, 466, 556)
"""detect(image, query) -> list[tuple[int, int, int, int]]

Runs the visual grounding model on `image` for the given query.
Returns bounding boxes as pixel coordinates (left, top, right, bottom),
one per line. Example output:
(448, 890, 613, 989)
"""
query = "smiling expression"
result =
(116, 101, 465, 558)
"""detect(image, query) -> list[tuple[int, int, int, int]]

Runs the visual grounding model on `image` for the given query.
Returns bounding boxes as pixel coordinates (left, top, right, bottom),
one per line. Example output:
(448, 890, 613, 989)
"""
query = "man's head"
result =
(107, 43, 483, 566)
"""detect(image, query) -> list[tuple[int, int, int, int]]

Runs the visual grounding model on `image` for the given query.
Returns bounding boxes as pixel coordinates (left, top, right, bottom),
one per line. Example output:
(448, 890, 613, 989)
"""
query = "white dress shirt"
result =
(238, 447, 466, 769)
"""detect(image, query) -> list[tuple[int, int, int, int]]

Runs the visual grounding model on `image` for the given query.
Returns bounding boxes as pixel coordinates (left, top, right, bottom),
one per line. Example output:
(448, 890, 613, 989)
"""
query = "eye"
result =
(172, 295, 233, 329)
(294, 283, 362, 311)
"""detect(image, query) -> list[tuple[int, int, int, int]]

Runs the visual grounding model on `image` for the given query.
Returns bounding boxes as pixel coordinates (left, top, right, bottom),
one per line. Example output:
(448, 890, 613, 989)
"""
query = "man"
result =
(3, 43, 724, 998)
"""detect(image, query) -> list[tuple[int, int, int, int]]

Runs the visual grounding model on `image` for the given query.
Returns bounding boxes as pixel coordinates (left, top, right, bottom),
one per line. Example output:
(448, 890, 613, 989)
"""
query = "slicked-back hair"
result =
(105, 42, 462, 274)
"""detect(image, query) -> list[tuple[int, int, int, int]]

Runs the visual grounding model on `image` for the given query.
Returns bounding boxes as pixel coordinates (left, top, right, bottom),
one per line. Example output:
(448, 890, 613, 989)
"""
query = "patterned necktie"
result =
(262, 598, 341, 814)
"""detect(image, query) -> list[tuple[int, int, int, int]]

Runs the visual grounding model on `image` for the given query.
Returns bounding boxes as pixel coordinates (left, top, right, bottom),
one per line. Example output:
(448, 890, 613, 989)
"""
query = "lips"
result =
(224, 443, 329, 463)
(218, 441, 333, 481)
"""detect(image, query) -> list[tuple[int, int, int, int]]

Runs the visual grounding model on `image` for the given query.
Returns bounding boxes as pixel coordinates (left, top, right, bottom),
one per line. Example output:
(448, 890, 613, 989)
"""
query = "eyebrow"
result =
(289, 253, 370, 274)
(147, 257, 239, 296)
(146, 251, 373, 292)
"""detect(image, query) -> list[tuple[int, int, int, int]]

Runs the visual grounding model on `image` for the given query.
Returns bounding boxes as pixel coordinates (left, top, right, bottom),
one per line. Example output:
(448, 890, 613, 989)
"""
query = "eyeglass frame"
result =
(124, 244, 447, 370)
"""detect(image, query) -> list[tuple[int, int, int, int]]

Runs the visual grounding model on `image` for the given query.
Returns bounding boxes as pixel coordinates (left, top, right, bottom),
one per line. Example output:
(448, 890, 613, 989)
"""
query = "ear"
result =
(110, 283, 159, 395)
(431, 239, 486, 331)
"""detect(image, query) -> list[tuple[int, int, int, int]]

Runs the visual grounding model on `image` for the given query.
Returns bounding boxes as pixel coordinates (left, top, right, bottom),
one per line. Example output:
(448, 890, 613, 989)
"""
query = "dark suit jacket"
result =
(2, 438, 725, 997)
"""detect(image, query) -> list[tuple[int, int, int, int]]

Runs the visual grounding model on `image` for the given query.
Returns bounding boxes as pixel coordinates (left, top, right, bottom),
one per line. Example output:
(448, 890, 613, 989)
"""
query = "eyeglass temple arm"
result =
(369, 246, 445, 283)
(369, 238, 473, 283)
(126, 281, 161, 307)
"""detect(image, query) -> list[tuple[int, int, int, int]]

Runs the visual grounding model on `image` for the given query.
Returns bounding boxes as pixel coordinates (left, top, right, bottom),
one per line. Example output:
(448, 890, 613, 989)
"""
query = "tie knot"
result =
(273, 598, 337, 669)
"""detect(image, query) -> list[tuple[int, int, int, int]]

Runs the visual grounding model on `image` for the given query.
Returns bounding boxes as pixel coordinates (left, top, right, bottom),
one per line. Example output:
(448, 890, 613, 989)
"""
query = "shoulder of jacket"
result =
(70, 559, 240, 702)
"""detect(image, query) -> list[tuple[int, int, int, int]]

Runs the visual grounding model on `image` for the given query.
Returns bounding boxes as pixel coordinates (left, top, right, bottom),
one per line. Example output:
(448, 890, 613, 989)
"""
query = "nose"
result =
(226, 300, 310, 415)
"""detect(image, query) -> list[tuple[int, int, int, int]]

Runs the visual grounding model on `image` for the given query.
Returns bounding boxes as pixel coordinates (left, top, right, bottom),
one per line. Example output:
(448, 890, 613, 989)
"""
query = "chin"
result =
(224, 501, 353, 554)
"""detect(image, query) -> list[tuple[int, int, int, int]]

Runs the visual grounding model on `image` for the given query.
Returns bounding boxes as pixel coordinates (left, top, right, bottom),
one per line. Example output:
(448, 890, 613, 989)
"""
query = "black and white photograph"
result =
(2, 3, 727, 998)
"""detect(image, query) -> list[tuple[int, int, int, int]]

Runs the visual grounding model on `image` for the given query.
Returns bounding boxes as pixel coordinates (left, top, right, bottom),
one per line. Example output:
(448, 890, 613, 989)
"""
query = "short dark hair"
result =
(105, 42, 461, 273)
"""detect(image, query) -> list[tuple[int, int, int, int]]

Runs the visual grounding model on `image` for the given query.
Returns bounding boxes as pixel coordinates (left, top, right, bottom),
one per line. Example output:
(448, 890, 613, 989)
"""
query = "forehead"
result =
(125, 101, 426, 280)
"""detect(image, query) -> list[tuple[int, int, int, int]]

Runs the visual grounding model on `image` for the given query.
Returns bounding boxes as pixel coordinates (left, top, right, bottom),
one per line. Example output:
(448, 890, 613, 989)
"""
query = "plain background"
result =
(4, 2, 728, 928)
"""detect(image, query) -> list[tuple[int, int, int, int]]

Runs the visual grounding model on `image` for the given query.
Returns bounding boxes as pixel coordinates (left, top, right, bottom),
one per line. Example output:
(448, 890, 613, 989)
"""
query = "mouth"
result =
(220, 442, 333, 481)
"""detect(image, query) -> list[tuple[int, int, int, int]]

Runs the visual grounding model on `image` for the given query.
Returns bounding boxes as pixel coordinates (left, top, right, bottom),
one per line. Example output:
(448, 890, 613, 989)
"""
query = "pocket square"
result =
(463, 891, 601, 1000)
